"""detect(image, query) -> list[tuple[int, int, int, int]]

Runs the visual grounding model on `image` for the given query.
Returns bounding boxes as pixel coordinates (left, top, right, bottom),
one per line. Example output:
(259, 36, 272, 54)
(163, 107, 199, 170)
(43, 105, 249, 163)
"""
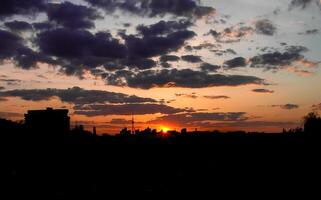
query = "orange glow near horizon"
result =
(159, 126, 171, 133)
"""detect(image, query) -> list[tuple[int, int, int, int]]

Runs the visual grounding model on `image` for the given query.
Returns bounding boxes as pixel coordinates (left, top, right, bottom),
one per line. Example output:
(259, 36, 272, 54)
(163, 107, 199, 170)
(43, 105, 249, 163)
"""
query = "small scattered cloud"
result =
(250, 45, 309, 71)
(207, 25, 254, 43)
(252, 89, 274, 93)
(181, 55, 203, 63)
(175, 93, 198, 99)
(203, 95, 230, 99)
(223, 57, 247, 69)
(200, 63, 221, 72)
(160, 55, 180, 62)
(286, 66, 315, 76)
(289, 0, 320, 10)
(185, 42, 219, 51)
(298, 29, 319, 35)
(271, 104, 299, 110)
(136, 19, 193, 37)
(255, 19, 277, 36)
(211, 48, 237, 56)
(0, 78, 22, 86)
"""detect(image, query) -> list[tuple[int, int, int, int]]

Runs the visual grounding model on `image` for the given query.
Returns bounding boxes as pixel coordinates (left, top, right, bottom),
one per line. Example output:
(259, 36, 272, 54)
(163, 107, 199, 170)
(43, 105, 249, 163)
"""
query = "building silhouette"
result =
(24, 107, 70, 133)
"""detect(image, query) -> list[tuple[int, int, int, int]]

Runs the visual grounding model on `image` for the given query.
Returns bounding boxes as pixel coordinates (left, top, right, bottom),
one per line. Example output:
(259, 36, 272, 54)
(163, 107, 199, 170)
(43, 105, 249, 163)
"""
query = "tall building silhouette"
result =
(24, 107, 70, 133)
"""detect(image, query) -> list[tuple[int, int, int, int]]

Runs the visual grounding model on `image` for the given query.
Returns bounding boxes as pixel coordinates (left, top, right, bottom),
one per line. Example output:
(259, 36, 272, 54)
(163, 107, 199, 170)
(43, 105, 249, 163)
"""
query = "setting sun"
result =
(160, 126, 171, 133)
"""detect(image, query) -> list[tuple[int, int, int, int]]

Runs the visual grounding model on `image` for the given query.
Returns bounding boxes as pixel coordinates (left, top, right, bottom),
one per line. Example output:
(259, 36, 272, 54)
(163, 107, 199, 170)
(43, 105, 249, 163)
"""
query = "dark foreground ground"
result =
(1, 132, 320, 199)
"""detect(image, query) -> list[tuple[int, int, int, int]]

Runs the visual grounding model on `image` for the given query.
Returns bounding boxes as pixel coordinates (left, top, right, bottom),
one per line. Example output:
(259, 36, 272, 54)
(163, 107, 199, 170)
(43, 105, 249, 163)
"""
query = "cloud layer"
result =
(74, 103, 192, 116)
(0, 87, 157, 104)
(105, 69, 264, 89)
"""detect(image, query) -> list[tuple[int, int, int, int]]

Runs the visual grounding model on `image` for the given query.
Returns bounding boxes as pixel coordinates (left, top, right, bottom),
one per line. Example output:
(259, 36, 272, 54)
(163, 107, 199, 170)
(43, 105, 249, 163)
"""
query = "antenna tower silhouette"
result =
(131, 115, 135, 134)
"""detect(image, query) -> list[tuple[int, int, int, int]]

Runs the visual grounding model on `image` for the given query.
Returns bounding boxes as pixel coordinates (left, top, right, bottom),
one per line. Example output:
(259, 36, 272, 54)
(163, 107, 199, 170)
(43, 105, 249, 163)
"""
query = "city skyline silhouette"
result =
(1, 0, 321, 198)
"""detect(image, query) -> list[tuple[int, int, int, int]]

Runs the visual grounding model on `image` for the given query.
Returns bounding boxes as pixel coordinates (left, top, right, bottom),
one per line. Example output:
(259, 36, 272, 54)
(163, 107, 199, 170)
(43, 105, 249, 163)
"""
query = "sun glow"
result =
(160, 126, 171, 133)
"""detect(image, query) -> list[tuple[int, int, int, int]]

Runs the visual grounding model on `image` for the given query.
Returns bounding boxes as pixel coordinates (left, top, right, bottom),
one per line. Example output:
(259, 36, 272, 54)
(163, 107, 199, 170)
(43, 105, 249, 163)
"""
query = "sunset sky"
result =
(1, 0, 321, 134)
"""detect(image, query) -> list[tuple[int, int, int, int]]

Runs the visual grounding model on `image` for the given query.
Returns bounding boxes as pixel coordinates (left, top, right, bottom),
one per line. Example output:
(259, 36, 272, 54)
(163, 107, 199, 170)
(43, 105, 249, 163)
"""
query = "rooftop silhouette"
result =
(24, 107, 70, 134)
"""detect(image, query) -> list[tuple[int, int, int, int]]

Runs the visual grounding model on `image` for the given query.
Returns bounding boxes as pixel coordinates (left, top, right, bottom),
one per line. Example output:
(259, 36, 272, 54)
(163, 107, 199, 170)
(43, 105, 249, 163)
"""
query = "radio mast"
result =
(131, 115, 135, 135)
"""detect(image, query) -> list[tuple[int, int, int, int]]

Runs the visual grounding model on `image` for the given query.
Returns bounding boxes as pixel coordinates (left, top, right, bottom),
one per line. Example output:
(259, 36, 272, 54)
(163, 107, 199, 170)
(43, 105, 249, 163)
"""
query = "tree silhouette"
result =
(304, 112, 321, 136)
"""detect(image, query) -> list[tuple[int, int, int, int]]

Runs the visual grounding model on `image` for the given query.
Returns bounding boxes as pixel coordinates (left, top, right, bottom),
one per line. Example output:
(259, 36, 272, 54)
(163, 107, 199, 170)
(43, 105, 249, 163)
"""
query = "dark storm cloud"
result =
(74, 103, 191, 116)
(203, 95, 230, 99)
(250, 45, 308, 70)
(0, 86, 5, 90)
(105, 69, 265, 89)
(0, 29, 24, 60)
(32, 22, 54, 31)
(122, 30, 196, 58)
(1, 25, 195, 74)
(35, 28, 128, 73)
(136, 19, 192, 36)
(160, 55, 180, 62)
(255, 19, 277, 36)
(252, 89, 274, 93)
(271, 104, 299, 110)
(149, 112, 248, 125)
(121, 58, 157, 70)
(0, 29, 56, 69)
(181, 55, 203, 63)
(0, 0, 47, 19)
(14, 47, 58, 70)
(4, 21, 33, 32)
(298, 29, 320, 35)
(0, 87, 157, 104)
(223, 57, 247, 69)
(37, 28, 127, 60)
(0, 1, 202, 76)
(46, 2, 101, 29)
(85, 0, 215, 18)
(200, 63, 221, 72)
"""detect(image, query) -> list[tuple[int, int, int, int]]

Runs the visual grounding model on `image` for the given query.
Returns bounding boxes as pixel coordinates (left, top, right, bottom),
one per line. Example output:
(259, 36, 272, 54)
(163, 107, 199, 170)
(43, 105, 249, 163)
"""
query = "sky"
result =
(0, 0, 321, 134)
